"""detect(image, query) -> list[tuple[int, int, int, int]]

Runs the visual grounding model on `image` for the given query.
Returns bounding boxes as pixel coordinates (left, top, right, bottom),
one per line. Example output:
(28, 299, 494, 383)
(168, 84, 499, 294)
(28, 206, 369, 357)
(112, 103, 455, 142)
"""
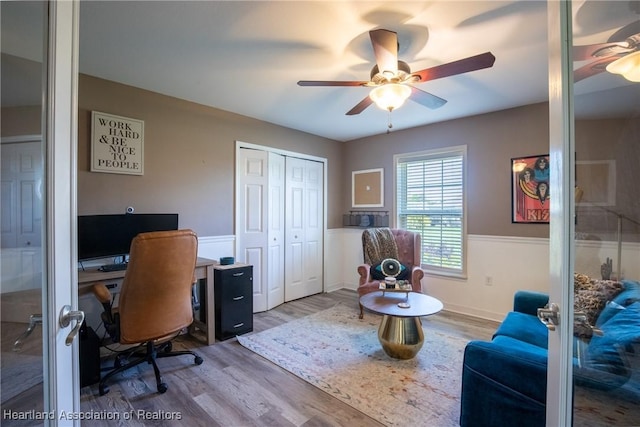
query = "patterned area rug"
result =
(237, 303, 466, 426)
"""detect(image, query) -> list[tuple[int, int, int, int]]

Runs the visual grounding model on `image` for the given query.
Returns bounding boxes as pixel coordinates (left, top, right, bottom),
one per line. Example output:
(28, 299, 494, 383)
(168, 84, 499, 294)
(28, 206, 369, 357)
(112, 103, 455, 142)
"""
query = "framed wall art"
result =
(511, 154, 550, 223)
(352, 168, 384, 208)
(575, 160, 616, 206)
(91, 111, 144, 175)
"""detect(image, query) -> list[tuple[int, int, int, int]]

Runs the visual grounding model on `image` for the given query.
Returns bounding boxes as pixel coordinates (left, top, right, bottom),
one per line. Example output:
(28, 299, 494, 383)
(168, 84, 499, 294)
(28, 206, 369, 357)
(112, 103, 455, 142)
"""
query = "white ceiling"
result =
(3, 1, 639, 142)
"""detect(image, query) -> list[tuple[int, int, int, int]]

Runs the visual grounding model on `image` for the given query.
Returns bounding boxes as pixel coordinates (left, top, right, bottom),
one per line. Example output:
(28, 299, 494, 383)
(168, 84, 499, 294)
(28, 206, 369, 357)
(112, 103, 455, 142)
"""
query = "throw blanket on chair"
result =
(362, 228, 399, 265)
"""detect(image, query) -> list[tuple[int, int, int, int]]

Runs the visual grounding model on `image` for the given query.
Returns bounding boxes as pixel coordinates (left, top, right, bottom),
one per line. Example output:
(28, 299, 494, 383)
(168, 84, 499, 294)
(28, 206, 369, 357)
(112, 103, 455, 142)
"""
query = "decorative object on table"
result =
(342, 211, 389, 227)
(601, 257, 613, 280)
(511, 154, 550, 224)
(384, 276, 396, 289)
(219, 256, 235, 265)
(351, 168, 384, 208)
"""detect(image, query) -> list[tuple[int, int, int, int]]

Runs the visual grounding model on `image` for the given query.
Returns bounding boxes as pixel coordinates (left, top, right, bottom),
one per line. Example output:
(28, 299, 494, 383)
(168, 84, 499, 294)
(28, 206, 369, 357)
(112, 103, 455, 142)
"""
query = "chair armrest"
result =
(463, 338, 548, 403)
(461, 338, 547, 426)
(91, 282, 111, 304)
(513, 290, 549, 316)
(357, 264, 372, 286)
(410, 266, 424, 292)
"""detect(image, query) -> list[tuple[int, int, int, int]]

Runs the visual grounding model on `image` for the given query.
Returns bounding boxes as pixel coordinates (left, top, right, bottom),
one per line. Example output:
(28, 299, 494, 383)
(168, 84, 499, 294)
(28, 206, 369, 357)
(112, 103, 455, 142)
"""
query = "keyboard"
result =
(98, 263, 128, 272)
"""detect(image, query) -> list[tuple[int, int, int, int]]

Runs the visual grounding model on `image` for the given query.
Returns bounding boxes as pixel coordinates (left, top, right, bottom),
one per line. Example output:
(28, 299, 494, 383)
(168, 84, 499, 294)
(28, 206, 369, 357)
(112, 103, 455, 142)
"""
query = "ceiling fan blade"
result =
(573, 42, 629, 61)
(412, 52, 496, 82)
(346, 96, 374, 115)
(298, 80, 368, 87)
(573, 56, 619, 82)
(409, 87, 447, 110)
(369, 29, 398, 75)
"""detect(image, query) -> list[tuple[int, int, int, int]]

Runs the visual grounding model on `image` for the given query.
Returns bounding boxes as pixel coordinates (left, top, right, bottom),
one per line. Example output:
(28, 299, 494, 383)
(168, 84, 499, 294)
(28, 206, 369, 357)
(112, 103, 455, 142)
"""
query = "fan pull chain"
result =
(387, 109, 393, 134)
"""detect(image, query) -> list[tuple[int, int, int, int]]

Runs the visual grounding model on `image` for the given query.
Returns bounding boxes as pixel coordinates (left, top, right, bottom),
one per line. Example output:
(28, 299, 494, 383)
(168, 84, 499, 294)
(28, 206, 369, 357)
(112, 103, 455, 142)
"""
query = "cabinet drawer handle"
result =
(233, 272, 244, 277)
(233, 296, 244, 301)
(233, 322, 244, 328)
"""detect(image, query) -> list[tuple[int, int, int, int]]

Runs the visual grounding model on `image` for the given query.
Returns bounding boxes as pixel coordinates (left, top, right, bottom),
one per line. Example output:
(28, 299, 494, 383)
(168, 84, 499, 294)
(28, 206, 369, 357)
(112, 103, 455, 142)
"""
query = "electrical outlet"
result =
(485, 276, 493, 286)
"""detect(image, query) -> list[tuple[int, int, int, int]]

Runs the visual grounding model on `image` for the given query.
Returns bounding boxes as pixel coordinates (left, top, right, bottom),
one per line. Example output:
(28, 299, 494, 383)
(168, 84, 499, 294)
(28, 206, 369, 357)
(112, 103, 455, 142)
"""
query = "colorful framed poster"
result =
(511, 154, 550, 223)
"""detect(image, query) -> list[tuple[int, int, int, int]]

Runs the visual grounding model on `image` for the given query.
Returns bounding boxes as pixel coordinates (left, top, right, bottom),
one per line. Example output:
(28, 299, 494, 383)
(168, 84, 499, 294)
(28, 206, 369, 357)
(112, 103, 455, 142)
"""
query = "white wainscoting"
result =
(197, 235, 235, 262)
(325, 229, 640, 322)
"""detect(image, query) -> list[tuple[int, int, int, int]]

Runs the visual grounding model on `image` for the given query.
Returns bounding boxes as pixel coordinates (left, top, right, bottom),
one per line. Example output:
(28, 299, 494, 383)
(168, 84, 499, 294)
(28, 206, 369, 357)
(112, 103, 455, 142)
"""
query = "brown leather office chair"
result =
(357, 228, 425, 318)
(91, 229, 203, 395)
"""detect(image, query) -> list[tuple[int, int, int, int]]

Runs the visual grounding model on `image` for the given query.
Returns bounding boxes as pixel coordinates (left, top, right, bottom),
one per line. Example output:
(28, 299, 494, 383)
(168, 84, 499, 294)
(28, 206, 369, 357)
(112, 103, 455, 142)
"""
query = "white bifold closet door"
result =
(236, 147, 323, 312)
(284, 156, 323, 301)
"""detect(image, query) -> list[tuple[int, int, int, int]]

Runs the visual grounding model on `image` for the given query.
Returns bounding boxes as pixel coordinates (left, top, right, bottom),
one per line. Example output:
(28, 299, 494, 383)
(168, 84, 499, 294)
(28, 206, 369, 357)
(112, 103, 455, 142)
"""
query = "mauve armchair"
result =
(357, 228, 425, 318)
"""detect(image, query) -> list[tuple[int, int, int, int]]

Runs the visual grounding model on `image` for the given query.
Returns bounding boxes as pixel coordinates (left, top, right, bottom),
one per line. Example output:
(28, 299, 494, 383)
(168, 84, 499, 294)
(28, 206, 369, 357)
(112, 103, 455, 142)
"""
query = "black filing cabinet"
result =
(214, 264, 253, 340)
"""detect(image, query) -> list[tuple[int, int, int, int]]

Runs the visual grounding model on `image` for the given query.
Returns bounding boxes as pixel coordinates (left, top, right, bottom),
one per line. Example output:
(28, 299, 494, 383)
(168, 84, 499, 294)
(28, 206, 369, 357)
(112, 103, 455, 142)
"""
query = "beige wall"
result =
(1, 106, 41, 137)
(575, 117, 640, 241)
(77, 74, 344, 236)
(6, 75, 634, 242)
(342, 103, 551, 238)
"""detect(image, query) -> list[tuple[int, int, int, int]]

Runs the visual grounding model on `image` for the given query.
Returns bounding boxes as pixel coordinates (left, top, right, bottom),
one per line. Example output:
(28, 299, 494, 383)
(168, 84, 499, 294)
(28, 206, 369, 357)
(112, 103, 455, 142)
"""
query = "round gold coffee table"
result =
(359, 291, 443, 360)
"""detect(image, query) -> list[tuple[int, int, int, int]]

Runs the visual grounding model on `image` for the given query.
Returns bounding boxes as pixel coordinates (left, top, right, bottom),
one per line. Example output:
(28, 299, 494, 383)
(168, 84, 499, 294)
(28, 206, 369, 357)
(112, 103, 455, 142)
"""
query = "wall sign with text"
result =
(91, 111, 144, 175)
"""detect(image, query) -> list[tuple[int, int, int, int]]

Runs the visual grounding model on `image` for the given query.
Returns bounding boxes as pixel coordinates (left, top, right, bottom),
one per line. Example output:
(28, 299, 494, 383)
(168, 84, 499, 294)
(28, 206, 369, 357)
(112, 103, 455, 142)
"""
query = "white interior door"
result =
(284, 157, 323, 301)
(546, 2, 640, 425)
(1, 0, 81, 424)
(1, 140, 43, 251)
(236, 148, 269, 312)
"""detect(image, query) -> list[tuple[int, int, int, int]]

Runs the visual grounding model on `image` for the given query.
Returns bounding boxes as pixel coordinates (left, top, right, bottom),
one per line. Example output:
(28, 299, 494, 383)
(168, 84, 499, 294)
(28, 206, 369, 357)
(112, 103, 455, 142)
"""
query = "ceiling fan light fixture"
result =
(606, 51, 640, 82)
(369, 83, 411, 111)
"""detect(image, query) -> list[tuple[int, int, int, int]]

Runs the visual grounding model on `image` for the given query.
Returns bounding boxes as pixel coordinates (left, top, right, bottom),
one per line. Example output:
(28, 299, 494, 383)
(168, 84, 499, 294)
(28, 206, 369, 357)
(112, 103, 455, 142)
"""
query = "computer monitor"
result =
(77, 213, 179, 261)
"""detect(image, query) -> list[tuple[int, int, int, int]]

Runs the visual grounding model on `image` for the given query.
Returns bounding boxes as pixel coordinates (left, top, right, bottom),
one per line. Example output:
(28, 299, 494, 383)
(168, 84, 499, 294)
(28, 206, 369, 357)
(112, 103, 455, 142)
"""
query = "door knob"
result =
(537, 303, 560, 331)
(59, 305, 85, 346)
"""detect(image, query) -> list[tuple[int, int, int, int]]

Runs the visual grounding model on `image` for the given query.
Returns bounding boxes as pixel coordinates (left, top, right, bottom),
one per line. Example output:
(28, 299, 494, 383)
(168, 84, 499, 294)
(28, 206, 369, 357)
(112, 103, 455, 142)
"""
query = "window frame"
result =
(393, 145, 467, 279)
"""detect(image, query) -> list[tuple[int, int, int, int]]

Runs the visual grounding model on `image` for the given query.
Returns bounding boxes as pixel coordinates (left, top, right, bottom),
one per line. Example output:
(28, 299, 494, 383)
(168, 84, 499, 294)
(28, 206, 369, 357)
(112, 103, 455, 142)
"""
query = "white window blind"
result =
(396, 147, 466, 276)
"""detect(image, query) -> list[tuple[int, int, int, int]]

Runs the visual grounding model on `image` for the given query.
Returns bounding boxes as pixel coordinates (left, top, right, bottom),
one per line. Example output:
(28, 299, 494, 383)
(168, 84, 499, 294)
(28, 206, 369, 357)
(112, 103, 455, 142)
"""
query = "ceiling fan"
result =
(573, 20, 640, 82)
(297, 29, 496, 116)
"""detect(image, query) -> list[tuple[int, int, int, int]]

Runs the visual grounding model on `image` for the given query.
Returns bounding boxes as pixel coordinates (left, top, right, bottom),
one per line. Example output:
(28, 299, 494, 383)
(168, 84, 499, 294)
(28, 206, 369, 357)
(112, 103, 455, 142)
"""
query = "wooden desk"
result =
(78, 257, 217, 345)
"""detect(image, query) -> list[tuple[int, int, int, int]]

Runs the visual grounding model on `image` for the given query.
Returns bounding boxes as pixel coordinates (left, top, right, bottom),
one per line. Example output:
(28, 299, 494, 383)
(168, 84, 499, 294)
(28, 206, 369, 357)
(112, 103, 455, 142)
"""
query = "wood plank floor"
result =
(0, 289, 498, 426)
(78, 289, 498, 427)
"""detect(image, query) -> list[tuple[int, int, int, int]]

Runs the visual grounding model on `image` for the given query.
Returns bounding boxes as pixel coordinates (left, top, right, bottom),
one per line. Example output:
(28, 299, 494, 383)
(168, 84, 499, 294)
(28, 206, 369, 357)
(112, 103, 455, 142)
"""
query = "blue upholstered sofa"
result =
(460, 279, 640, 427)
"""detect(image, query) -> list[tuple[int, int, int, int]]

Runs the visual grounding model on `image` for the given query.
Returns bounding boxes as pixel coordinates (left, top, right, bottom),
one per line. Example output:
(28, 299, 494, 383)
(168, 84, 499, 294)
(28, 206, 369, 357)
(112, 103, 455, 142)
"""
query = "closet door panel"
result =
(267, 152, 285, 309)
(237, 148, 269, 312)
(285, 157, 323, 301)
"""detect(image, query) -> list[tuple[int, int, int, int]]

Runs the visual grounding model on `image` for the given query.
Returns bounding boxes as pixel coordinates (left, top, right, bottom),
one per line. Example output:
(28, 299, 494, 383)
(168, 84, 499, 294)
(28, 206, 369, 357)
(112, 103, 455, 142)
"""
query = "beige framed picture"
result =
(352, 168, 384, 208)
(576, 160, 616, 206)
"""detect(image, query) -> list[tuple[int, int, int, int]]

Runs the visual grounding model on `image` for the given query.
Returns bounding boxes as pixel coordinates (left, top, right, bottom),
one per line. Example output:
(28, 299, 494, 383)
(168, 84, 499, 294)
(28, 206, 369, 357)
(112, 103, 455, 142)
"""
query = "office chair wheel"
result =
(157, 382, 168, 394)
(99, 384, 109, 396)
(114, 357, 123, 368)
(194, 355, 203, 365)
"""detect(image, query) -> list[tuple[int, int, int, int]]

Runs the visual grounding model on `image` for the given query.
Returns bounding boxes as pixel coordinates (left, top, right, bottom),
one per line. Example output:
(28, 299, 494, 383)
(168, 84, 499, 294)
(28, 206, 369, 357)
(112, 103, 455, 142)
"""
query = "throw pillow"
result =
(370, 258, 410, 281)
(574, 277, 624, 339)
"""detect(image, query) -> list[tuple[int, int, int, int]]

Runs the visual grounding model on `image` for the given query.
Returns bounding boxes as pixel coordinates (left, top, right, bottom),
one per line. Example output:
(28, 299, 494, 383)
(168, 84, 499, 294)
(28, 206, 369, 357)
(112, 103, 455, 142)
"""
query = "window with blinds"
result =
(395, 146, 466, 277)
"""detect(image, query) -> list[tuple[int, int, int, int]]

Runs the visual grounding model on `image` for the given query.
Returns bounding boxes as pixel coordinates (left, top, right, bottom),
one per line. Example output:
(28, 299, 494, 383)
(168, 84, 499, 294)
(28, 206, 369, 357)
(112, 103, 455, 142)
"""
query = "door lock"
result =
(537, 303, 560, 331)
